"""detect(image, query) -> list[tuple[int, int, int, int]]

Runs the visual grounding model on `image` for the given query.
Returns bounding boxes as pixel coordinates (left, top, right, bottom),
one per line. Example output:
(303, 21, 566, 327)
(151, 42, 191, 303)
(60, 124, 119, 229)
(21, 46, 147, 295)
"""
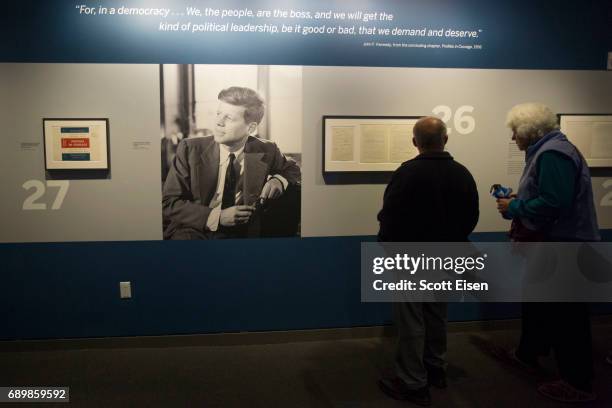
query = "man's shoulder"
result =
(448, 158, 472, 173)
(396, 155, 473, 177)
(395, 156, 431, 173)
(394, 157, 419, 172)
(182, 135, 215, 150)
(246, 135, 280, 152)
(441, 158, 476, 180)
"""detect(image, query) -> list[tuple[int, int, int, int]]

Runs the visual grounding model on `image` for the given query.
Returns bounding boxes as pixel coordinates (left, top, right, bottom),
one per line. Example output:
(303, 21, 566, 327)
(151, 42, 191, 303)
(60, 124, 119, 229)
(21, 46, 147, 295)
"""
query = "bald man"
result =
(377, 117, 479, 405)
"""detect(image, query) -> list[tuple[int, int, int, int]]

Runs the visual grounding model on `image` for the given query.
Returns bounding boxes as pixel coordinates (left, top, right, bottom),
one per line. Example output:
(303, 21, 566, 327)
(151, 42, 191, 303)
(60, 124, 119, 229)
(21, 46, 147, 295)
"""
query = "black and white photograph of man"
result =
(160, 65, 302, 239)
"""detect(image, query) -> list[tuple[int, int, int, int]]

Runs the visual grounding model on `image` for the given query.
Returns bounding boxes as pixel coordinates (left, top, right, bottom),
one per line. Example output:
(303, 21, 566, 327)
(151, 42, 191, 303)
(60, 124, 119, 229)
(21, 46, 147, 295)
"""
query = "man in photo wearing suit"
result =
(162, 86, 301, 239)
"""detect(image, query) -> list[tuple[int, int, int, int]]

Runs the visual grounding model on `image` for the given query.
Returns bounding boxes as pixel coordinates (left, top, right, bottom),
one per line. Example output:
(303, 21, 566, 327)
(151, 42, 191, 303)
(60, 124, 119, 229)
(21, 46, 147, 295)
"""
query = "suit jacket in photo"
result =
(162, 135, 301, 239)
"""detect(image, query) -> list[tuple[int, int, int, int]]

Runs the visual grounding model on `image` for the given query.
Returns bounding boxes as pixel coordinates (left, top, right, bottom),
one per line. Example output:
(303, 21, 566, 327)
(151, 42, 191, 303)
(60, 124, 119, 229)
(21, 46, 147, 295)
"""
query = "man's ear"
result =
(443, 135, 448, 146)
(247, 122, 258, 136)
(412, 137, 417, 147)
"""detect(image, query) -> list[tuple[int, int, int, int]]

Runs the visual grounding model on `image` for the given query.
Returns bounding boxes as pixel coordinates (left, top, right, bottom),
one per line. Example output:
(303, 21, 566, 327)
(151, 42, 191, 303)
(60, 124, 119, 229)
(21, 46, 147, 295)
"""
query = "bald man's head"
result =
(413, 116, 448, 152)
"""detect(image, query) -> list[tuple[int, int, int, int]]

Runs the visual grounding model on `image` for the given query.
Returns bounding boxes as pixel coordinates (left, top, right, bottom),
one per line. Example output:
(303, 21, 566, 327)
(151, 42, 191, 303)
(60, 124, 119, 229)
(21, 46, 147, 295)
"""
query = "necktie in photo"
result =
(221, 153, 236, 209)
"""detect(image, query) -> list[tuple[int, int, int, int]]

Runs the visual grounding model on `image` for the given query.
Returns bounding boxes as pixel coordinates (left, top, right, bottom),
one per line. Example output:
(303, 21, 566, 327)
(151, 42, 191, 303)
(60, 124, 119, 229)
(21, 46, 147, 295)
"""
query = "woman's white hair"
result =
(505, 102, 559, 142)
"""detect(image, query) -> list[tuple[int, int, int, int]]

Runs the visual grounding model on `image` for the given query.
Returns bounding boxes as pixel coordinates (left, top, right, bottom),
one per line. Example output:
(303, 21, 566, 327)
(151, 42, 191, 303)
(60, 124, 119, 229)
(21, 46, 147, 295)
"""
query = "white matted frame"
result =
(559, 114, 612, 168)
(43, 118, 110, 171)
(323, 116, 421, 173)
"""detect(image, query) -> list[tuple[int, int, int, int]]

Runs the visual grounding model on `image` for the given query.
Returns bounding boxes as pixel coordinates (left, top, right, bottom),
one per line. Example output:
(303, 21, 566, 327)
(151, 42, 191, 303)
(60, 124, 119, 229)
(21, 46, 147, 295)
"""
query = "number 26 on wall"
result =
(432, 105, 476, 135)
(22, 180, 70, 210)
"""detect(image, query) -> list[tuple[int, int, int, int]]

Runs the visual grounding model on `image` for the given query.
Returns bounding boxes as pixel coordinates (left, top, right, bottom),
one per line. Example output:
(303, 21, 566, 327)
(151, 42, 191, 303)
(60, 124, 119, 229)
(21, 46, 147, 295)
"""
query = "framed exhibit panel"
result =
(43, 118, 110, 172)
(559, 114, 612, 168)
(323, 116, 420, 173)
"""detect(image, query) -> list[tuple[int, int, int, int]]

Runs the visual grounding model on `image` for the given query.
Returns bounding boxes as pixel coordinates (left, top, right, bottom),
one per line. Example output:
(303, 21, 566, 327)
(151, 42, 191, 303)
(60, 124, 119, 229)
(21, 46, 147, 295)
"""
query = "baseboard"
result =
(1, 315, 611, 352)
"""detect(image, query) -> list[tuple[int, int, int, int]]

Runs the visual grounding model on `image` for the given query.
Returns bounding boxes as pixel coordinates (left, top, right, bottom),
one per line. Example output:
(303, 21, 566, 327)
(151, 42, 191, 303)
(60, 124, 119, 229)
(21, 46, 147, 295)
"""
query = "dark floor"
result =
(2, 322, 612, 408)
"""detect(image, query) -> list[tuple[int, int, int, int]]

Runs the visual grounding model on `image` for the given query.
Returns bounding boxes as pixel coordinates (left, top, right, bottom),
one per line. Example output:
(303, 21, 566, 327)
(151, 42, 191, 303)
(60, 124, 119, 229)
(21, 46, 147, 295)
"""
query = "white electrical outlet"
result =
(119, 281, 132, 299)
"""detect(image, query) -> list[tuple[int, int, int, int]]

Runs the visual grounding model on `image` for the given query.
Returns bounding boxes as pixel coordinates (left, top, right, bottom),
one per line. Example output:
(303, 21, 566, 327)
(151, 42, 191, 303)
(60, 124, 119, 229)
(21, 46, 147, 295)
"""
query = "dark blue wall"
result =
(3, 0, 611, 69)
(2, 231, 611, 341)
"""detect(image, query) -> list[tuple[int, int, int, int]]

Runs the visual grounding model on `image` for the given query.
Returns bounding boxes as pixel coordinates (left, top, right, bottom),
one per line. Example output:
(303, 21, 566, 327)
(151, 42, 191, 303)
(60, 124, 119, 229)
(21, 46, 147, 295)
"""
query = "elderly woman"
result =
(496, 103, 599, 403)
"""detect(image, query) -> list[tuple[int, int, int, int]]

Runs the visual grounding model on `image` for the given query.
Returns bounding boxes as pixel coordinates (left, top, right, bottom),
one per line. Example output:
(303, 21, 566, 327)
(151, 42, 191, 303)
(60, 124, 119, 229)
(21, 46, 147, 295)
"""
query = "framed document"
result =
(559, 114, 612, 168)
(323, 116, 421, 173)
(43, 118, 110, 172)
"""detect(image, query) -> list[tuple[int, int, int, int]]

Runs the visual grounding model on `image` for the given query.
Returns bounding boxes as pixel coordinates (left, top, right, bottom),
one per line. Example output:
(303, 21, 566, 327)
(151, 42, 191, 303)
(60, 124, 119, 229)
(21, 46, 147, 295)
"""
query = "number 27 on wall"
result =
(22, 180, 69, 210)
(601, 180, 612, 207)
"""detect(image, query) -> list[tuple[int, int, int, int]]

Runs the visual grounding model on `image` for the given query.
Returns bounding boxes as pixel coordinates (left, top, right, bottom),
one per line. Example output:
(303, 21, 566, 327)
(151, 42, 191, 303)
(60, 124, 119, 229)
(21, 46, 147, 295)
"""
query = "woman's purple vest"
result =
(516, 131, 600, 241)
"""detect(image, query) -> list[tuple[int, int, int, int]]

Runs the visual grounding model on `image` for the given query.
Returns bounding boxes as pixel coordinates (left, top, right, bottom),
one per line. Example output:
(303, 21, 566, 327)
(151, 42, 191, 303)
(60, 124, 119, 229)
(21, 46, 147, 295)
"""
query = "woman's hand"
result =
(496, 198, 513, 213)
